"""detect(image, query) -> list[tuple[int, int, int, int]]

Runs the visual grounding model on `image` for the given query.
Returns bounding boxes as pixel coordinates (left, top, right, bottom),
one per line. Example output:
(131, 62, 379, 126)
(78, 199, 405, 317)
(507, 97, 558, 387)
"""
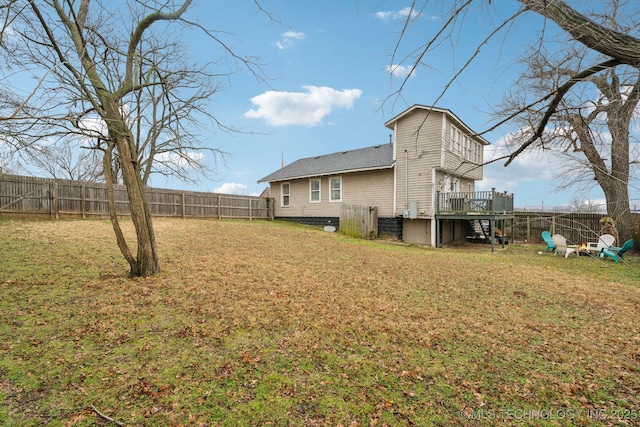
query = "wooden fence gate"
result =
(340, 204, 378, 239)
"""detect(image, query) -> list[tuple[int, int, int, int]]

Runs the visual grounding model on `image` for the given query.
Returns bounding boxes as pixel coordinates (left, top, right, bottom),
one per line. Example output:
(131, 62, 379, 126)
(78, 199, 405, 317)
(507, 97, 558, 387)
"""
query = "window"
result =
(463, 135, 471, 159)
(330, 177, 342, 202)
(309, 179, 321, 203)
(451, 125, 482, 163)
(443, 176, 459, 193)
(450, 127, 461, 154)
(281, 183, 290, 207)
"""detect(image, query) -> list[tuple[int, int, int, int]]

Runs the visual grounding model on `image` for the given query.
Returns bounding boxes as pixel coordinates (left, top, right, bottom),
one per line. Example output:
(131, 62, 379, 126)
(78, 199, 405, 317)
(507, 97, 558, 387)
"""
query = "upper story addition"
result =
(258, 104, 514, 246)
(386, 105, 489, 219)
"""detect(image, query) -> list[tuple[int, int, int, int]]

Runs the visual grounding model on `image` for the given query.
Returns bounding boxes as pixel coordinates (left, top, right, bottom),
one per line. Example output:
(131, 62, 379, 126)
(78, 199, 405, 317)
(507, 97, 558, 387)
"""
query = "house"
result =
(258, 104, 514, 247)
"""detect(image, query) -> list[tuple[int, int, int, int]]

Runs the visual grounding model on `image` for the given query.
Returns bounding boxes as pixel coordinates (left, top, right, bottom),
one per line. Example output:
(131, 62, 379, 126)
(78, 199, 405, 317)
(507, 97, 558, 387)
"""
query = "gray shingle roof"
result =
(258, 144, 394, 183)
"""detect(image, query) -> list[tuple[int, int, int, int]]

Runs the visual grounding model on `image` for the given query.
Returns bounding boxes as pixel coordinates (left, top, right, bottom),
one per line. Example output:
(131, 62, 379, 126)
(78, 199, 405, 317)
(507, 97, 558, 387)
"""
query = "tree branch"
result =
(89, 405, 124, 426)
(505, 58, 622, 165)
(122, 0, 192, 96)
(519, 0, 640, 67)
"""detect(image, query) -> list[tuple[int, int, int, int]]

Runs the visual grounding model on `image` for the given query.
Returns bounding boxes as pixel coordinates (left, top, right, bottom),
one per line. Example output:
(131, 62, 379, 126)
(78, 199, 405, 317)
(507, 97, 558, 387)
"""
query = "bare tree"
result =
(388, 0, 640, 242)
(126, 29, 233, 187)
(566, 197, 605, 214)
(0, 1, 265, 277)
(497, 44, 639, 242)
(14, 138, 104, 182)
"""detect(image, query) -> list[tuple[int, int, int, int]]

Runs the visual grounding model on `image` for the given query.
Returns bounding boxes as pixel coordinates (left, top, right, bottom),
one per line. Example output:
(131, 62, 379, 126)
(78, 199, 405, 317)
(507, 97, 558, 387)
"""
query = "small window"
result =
(281, 183, 290, 207)
(309, 179, 321, 203)
(330, 177, 342, 202)
(451, 127, 461, 155)
(463, 136, 471, 160)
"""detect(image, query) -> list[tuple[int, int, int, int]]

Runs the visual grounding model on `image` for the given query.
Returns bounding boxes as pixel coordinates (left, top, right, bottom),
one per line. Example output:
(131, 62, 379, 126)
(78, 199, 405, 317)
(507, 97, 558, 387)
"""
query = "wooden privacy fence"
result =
(0, 174, 274, 220)
(340, 204, 378, 239)
(512, 211, 615, 244)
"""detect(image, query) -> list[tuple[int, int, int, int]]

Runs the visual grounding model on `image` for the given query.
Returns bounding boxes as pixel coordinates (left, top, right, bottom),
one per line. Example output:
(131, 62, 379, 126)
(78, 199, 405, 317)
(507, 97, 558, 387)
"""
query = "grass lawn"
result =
(0, 218, 639, 426)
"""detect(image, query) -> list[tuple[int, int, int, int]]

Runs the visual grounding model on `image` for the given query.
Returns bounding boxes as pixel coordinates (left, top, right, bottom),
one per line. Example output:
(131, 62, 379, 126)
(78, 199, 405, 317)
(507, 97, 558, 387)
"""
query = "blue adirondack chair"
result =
(541, 231, 556, 252)
(599, 239, 634, 263)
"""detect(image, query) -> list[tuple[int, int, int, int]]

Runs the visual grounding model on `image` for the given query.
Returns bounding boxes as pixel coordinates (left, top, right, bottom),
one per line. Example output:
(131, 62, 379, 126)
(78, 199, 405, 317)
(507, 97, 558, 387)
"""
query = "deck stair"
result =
(467, 219, 507, 244)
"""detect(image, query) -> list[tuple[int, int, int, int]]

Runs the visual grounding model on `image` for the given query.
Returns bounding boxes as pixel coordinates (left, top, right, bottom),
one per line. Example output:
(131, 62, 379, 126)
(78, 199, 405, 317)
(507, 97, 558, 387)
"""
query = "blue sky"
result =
(120, 1, 637, 211)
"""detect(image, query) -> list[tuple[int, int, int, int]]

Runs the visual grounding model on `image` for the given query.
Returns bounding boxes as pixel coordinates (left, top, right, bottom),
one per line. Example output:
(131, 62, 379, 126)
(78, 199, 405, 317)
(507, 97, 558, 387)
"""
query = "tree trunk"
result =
(604, 99, 634, 245)
(113, 131, 160, 277)
(602, 180, 633, 245)
(102, 141, 137, 273)
(104, 100, 160, 277)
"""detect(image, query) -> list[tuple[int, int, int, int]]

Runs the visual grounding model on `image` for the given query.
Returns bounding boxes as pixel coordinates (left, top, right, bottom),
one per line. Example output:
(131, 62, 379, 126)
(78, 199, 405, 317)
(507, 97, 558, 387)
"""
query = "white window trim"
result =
(329, 176, 342, 202)
(309, 178, 321, 203)
(281, 182, 290, 207)
(451, 124, 483, 163)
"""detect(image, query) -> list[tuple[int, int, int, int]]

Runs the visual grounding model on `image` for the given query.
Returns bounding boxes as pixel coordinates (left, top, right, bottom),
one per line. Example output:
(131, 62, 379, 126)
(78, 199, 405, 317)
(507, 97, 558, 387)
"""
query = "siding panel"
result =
(271, 169, 395, 218)
(443, 119, 484, 181)
(394, 109, 443, 218)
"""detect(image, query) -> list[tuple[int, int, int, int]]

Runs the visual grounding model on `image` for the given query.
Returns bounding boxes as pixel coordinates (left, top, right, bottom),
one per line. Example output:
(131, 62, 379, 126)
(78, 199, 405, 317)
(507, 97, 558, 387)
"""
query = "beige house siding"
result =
(434, 170, 476, 194)
(393, 109, 444, 218)
(271, 169, 395, 218)
(343, 169, 395, 216)
(262, 105, 492, 247)
(442, 118, 484, 181)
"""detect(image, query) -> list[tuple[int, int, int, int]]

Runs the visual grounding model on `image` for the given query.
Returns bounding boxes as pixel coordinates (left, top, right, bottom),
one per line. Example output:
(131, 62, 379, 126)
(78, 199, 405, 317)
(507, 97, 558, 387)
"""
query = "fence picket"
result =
(0, 174, 273, 220)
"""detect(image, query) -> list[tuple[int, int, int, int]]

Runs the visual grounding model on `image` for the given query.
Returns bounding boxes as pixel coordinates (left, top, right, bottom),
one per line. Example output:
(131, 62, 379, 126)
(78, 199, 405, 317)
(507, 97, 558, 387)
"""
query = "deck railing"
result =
(436, 189, 514, 214)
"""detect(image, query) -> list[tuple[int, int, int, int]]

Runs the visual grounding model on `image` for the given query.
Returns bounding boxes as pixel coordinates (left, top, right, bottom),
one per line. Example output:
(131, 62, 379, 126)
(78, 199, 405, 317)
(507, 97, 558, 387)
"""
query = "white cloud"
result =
(385, 64, 416, 79)
(477, 131, 564, 194)
(244, 85, 362, 127)
(75, 115, 108, 141)
(214, 182, 257, 196)
(397, 7, 423, 20)
(155, 151, 206, 167)
(276, 31, 306, 50)
(374, 11, 393, 20)
(374, 7, 422, 21)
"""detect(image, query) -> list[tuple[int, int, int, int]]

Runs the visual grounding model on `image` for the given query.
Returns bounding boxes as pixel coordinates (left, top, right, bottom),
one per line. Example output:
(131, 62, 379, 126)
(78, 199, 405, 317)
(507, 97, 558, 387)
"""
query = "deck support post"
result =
(490, 218, 495, 253)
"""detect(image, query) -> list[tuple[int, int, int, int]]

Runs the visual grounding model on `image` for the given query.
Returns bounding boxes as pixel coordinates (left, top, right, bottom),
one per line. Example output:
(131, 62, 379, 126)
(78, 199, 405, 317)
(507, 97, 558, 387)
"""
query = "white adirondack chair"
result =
(586, 234, 615, 258)
(552, 234, 578, 258)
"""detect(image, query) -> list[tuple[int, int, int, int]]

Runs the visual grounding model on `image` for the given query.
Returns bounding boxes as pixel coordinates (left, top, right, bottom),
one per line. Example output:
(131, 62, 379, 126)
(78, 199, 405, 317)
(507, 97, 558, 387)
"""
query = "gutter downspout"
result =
(405, 149, 408, 209)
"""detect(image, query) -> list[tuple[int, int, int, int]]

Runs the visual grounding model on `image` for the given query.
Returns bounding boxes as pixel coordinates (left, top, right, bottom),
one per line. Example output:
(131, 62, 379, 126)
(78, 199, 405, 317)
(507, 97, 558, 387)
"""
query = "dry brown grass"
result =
(1, 218, 639, 426)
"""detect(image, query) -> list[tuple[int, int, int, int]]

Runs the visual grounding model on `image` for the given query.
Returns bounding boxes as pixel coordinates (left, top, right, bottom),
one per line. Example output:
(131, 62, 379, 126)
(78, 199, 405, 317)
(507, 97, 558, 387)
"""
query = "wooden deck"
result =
(435, 189, 514, 217)
(435, 189, 515, 251)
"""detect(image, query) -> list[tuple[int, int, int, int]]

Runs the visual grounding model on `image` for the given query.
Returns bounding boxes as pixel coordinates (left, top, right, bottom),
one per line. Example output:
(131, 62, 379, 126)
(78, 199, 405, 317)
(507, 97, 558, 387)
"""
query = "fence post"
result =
(49, 182, 54, 218)
(526, 214, 531, 242)
(53, 181, 59, 219)
(248, 198, 252, 220)
(217, 195, 222, 220)
(182, 192, 186, 219)
(81, 184, 86, 218)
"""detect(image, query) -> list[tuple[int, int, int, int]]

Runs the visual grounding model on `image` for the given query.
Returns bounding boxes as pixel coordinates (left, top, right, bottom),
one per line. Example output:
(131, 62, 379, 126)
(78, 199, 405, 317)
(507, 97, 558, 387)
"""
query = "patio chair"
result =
(598, 239, 634, 264)
(586, 234, 615, 258)
(541, 231, 556, 252)
(552, 234, 578, 258)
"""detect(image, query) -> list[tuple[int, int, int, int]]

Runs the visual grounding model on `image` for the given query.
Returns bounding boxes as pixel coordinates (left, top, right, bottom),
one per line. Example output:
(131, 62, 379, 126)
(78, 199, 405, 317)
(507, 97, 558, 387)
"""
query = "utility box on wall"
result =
(409, 200, 418, 219)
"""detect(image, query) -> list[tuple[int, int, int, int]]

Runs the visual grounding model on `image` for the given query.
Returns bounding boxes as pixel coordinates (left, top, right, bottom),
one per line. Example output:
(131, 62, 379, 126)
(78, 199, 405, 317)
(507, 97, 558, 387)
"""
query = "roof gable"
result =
(258, 144, 394, 183)
(385, 104, 490, 146)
